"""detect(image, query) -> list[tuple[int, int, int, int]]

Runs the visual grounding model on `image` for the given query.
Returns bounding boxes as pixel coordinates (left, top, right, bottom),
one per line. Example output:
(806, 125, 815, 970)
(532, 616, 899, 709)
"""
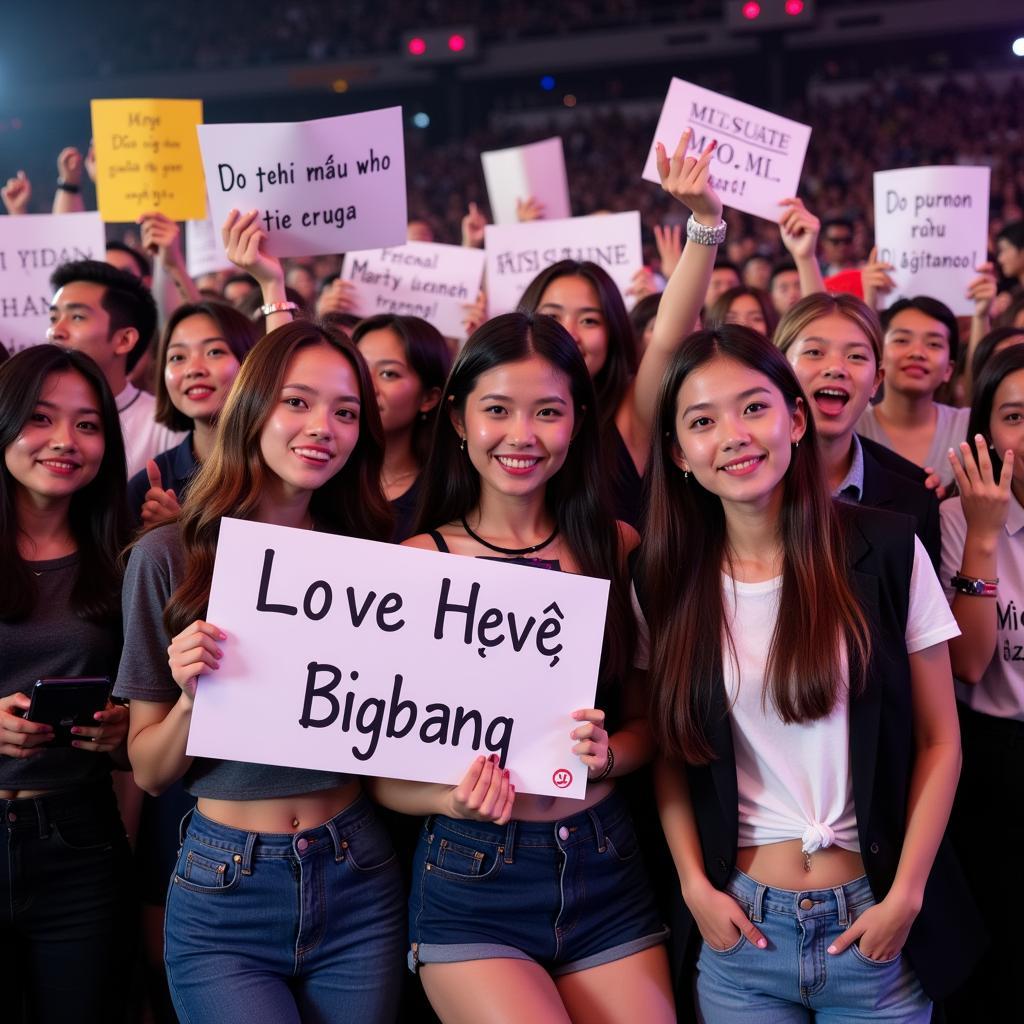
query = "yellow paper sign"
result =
(90, 98, 206, 222)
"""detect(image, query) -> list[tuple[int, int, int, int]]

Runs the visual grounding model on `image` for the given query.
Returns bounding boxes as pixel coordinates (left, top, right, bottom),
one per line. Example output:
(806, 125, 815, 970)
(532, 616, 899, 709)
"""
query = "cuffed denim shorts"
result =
(409, 787, 668, 976)
(695, 868, 931, 1023)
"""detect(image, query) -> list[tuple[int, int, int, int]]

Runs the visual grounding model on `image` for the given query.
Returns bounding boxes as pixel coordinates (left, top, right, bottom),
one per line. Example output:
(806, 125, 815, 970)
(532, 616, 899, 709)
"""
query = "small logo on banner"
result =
(552, 768, 573, 789)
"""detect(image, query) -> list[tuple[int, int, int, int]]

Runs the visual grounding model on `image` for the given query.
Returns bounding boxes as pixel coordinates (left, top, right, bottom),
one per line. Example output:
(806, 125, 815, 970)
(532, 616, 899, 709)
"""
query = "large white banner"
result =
(0, 212, 106, 354)
(484, 211, 642, 316)
(197, 107, 407, 259)
(341, 241, 486, 338)
(873, 166, 991, 316)
(187, 518, 611, 799)
(642, 79, 812, 222)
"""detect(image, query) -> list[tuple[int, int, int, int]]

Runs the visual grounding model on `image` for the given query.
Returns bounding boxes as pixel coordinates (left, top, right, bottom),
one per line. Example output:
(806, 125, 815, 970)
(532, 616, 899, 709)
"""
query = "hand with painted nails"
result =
(686, 874, 769, 953)
(71, 701, 129, 754)
(446, 754, 516, 824)
(0, 692, 53, 758)
(655, 129, 723, 225)
(827, 891, 918, 962)
(167, 620, 227, 702)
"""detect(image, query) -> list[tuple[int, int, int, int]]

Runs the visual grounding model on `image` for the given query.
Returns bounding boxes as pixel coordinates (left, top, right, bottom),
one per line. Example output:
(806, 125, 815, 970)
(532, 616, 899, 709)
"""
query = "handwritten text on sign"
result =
(197, 107, 407, 259)
(90, 99, 206, 222)
(341, 241, 486, 339)
(872, 166, 991, 317)
(642, 79, 811, 222)
(187, 519, 610, 798)
(484, 211, 643, 317)
(0, 212, 106, 354)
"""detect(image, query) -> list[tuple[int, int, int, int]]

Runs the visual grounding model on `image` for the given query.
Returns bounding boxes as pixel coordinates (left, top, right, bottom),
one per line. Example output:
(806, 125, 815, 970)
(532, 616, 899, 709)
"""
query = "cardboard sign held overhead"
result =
(484, 211, 643, 316)
(91, 99, 206, 222)
(482, 137, 572, 225)
(872, 166, 991, 317)
(341, 241, 486, 339)
(0, 212, 106, 354)
(197, 107, 407, 259)
(642, 79, 812, 222)
(187, 518, 610, 799)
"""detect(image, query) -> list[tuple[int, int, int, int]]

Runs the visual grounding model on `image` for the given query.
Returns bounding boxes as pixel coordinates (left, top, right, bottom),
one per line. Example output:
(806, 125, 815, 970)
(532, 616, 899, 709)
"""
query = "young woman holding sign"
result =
(634, 186, 984, 1015)
(517, 129, 724, 528)
(114, 322, 405, 1024)
(0, 345, 133, 1024)
(369, 310, 675, 1024)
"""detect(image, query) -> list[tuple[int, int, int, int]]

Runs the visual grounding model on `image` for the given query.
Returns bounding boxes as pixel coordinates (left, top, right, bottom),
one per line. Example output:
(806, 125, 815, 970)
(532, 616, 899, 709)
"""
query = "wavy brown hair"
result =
(638, 326, 871, 764)
(164, 321, 392, 637)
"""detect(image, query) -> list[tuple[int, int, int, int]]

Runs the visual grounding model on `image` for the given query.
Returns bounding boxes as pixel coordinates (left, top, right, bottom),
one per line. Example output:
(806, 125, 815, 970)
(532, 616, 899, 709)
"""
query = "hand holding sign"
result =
(655, 130, 723, 224)
(570, 708, 610, 778)
(778, 198, 820, 260)
(222, 208, 286, 297)
(966, 262, 998, 319)
(516, 196, 545, 222)
(168, 619, 226, 702)
(140, 459, 181, 528)
(861, 246, 897, 311)
(446, 754, 516, 825)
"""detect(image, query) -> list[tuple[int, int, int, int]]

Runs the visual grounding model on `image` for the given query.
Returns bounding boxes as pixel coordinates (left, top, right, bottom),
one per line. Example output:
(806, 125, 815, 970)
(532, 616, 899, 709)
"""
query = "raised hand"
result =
(57, 147, 84, 187)
(515, 196, 545, 222)
(1, 170, 31, 215)
(139, 211, 185, 270)
(948, 435, 1014, 537)
(653, 223, 684, 279)
(221, 208, 284, 292)
(778, 197, 820, 261)
(446, 754, 515, 824)
(140, 459, 181, 527)
(84, 140, 97, 183)
(966, 262, 998, 320)
(627, 267, 658, 302)
(316, 277, 357, 317)
(167, 620, 226, 701)
(861, 246, 896, 310)
(461, 201, 487, 247)
(462, 289, 488, 337)
(655, 129, 723, 225)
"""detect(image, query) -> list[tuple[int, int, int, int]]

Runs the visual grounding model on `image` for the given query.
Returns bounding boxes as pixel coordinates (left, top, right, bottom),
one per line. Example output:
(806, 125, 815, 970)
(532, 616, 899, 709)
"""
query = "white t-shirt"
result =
(940, 494, 1024, 720)
(633, 537, 959, 854)
(116, 384, 187, 479)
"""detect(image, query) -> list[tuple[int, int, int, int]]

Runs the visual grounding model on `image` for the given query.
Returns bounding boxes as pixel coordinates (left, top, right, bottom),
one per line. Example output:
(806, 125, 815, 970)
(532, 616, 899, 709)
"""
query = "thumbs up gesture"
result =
(140, 459, 181, 527)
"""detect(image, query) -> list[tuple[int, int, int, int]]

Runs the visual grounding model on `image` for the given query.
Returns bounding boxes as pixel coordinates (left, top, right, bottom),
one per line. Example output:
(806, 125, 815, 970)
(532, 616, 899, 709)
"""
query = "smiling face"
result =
(163, 313, 242, 425)
(673, 355, 805, 510)
(453, 354, 575, 501)
(785, 312, 881, 444)
(881, 307, 953, 399)
(536, 275, 609, 378)
(4, 370, 105, 506)
(258, 344, 362, 501)
(357, 326, 437, 435)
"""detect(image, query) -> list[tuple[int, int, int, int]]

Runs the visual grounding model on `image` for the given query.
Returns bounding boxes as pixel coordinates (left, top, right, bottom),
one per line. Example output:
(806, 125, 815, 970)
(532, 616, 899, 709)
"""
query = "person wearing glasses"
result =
(821, 218, 859, 277)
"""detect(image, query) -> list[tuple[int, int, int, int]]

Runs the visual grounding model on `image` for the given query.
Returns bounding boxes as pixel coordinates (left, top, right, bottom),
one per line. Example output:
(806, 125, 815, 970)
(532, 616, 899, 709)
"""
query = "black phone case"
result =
(27, 677, 112, 747)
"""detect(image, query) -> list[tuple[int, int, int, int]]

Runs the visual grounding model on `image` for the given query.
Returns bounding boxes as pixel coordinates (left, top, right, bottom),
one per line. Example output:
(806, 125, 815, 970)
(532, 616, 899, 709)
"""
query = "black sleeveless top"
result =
(425, 529, 561, 572)
(609, 428, 643, 529)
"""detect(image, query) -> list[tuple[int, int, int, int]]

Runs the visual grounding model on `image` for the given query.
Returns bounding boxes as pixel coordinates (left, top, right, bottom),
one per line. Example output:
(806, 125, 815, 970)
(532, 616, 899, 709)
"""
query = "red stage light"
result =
(408, 37, 427, 55)
(742, 1, 761, 18)
(785, 0, 804, 14)
(448, 34, 466, 52)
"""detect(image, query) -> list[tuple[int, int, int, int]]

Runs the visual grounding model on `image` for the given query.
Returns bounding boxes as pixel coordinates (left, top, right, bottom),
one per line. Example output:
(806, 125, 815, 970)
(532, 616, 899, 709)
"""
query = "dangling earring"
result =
(794, 440, 800, 449)
(459, 437, 466, 452)
(683, 469, 690, 480)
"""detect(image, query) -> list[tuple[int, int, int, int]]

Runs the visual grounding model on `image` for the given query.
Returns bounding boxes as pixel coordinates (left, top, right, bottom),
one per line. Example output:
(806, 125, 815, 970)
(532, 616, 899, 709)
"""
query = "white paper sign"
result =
(197, 107, 407, 259)
(481, 136, 572, 225)
(484, 211, 642, 317)
(642, 78, 812, 222)
(187, 518, 610, 799)
(341, 241, 486, 338)
(185, 214, 233, 279)
(872, 166, 991, 317)
(0, 212, 106, 355)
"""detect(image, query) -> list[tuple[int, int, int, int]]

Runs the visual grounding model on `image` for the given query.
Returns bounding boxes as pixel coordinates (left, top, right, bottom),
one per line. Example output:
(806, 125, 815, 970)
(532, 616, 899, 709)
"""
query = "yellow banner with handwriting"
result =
(91, 99, 205, 222)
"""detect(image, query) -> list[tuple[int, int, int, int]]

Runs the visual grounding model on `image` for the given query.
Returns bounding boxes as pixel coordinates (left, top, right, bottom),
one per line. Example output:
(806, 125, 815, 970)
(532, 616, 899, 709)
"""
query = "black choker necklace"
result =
(460, 517, 559, 556)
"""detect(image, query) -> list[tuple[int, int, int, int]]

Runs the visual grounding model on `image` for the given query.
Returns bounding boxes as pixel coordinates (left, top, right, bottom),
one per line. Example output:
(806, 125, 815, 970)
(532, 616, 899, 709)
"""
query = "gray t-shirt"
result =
(856, 402, 970, 489)
(114, 524, 351, 800)
(0, 553, 119, 791)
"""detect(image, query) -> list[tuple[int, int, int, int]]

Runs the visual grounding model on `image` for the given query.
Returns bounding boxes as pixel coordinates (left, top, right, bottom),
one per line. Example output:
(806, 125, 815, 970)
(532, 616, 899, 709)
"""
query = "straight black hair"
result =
(882, 296, 961, 364)
(970, 326, 1024, 387)
(0, 345, 129, 622)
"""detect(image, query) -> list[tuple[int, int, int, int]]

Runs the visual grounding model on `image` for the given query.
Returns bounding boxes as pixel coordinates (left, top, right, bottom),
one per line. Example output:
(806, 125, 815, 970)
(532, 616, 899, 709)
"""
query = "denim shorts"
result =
(695, 869, 931, 1023)
(409, 787, 668, 976)
(164, 793, 405, 1024)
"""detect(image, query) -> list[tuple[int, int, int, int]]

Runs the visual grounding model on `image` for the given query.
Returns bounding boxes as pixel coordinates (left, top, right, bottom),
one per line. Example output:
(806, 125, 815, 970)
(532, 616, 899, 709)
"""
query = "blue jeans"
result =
(409, 788, 668, 975)
(164, 794, 405, 1024)
(1, 780, 133, 1024)
(695, 869, 931, 1023)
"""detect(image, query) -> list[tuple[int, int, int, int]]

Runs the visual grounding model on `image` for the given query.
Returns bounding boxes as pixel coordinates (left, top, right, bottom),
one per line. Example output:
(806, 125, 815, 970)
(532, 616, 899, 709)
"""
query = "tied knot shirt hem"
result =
(801, 820, 837, 855)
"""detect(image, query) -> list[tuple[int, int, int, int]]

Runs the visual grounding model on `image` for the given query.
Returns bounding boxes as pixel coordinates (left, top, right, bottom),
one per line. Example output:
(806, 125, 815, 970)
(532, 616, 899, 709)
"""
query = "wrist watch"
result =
(950, 573, 998, 597)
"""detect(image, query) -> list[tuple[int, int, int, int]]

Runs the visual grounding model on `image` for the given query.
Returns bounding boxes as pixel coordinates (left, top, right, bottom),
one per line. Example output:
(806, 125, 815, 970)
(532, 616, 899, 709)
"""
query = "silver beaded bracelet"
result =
(686, 214, 727, 246)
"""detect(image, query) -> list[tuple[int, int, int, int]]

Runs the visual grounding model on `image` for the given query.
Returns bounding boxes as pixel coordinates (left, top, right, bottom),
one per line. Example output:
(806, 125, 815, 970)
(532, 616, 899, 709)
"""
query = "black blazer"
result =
(858, 435, 941, 572)
(641, 504, 985, 1003)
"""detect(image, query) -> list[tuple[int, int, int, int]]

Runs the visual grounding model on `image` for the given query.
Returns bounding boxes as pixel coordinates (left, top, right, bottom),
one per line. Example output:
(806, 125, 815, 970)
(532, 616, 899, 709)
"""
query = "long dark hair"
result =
(0, 345, 128, 622)
(638, 326, 871, 764)
(154, 301, 261, 431)
(352, 313, 453, 464)
(165, 321, 392, 637)
(414, 311, 633, 691)
(968, 343, 1024, 478)
(518, 260, 638, 440)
